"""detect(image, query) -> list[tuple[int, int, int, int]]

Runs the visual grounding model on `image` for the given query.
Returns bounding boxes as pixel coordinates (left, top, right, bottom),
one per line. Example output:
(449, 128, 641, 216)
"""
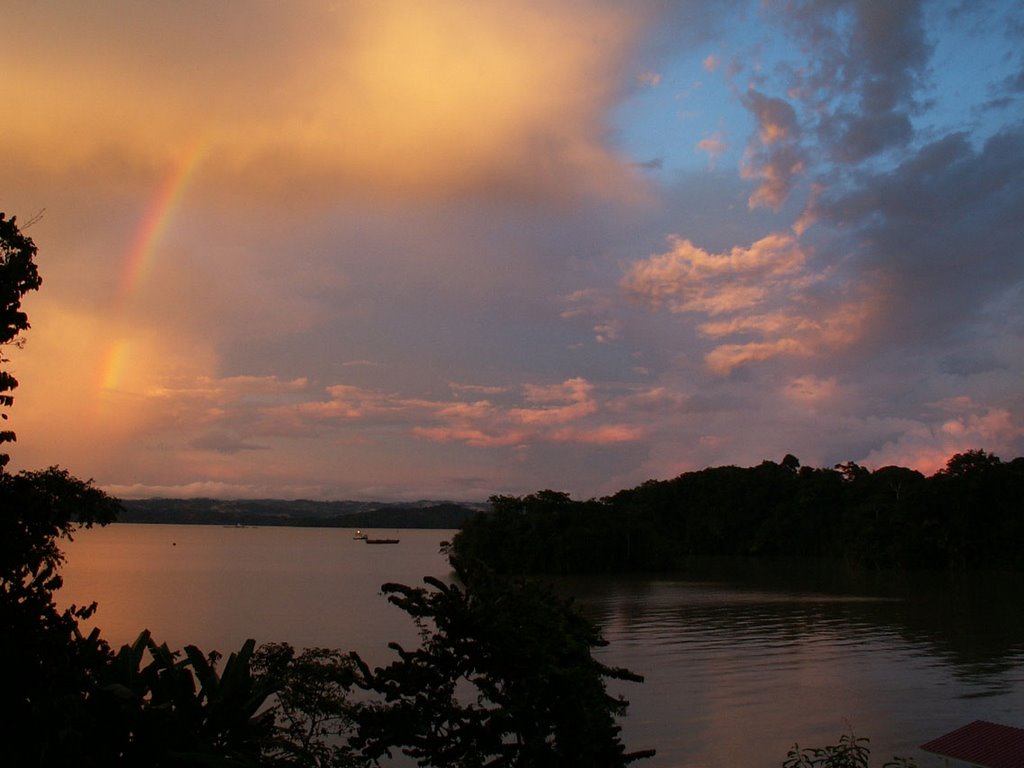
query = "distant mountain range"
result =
(118, 498, 488, 529)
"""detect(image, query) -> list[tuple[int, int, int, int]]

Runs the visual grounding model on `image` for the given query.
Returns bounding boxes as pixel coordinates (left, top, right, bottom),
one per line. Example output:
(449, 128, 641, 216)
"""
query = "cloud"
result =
(560, 289, 623, 342)
(744, 90, 800, 145)
(810, 126, 1024, 355)
(635, 158, 665, 171)
(621, 232, 809, 315)
(513, 378, 597, 424)
(2, 1, 654, 205)
(550, 425, 645, 444)
(637, 71, 662, 87)
(783, 375, 839, 405)
(703, 339, 810, 375)
(188, 431, 269, 454)
(696, 133, 728, 166)
(449, 383, 511, 397)
(5, 0, 1022, 503)
(739, 89, 805, 209)
(622, 231, 877, 374)
(773, 0, 929, 163)
(104, 481, 278, 501)
(862, 401, 1024, 476)
(703, 299, 873, 374)
(125, 374, 660, 454)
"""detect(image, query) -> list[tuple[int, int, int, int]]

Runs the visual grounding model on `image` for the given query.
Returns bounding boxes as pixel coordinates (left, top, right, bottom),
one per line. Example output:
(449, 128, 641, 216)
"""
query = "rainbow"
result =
(115, 140, 208, 305)
(97, 140, 207, 399)
(99, 338, 132, 394)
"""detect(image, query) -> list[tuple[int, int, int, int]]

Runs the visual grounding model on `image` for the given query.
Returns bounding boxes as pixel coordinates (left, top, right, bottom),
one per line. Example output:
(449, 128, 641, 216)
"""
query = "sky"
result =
(2, 0, 1023, 501)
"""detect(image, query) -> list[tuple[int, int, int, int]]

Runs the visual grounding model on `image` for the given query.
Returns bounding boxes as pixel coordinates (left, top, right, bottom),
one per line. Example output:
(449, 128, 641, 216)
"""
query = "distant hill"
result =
(119, 498, 487, 529)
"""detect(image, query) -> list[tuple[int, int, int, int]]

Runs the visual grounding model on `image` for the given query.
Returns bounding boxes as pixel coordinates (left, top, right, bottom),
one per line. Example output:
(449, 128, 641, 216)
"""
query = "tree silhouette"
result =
(350, 558, 653, 767)
(0, 212, 42, 468)
(0, 213, 127, 764)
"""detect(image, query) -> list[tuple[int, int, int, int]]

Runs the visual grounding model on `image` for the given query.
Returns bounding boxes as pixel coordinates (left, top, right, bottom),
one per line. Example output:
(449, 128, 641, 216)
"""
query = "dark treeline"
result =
(452, 450, 1024, 574)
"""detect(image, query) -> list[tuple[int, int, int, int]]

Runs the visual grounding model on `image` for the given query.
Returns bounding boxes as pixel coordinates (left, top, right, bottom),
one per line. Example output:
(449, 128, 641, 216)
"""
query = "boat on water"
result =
(352, 530, 368, 540)
(365, 538, 400, 544)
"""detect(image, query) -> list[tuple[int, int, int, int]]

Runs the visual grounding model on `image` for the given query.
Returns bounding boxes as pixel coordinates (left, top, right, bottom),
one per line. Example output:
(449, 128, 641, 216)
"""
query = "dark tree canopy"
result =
(452, 452, 1024, 573)
(0, 212, 40, 344)
(0, 212, 42, 468)
(350, 558, 652, 767)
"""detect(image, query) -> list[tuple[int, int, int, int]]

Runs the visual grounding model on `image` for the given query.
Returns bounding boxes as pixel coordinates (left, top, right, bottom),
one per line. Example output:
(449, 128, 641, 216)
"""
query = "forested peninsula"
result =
(452, 450, 1024, 573)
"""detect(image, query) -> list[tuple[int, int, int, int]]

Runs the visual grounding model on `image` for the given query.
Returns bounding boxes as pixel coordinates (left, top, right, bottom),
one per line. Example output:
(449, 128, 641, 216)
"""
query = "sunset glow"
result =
(116, 141, 207, 305)
(3, 1, 1022, 500)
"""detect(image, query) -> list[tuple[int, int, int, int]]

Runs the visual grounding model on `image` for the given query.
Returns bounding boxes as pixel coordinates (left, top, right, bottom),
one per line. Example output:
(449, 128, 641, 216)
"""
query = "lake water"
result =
(60, 524, 1024, 767)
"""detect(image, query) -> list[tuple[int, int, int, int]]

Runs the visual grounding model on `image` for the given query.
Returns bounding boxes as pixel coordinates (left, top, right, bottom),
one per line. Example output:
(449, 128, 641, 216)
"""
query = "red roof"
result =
(920, 720, 1024, 768)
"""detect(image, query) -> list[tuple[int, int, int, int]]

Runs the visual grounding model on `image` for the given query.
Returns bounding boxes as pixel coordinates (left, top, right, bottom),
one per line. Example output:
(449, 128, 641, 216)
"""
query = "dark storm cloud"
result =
(814, 126, 1024, 351)
(740, 89, 806, 208)
(989, 64, 1024, 109)
(777, 0, 930, 163)
(188, 431, 270, 454)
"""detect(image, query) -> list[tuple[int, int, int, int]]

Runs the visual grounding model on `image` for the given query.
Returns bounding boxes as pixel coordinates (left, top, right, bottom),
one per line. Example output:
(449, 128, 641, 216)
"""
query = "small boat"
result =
(365, 538, 400, 544)
(352, 530, 368, 540)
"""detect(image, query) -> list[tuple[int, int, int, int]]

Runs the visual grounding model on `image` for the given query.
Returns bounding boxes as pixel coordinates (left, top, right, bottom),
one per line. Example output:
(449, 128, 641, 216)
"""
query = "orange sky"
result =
(3, 0, 1023, 499)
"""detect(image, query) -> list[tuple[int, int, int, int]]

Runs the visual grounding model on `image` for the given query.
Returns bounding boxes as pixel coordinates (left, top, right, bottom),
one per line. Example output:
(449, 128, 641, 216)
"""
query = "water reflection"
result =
(60, 524, 455, 666)
(555, 560, 1024, 767)
(60, 529, 1024, 768)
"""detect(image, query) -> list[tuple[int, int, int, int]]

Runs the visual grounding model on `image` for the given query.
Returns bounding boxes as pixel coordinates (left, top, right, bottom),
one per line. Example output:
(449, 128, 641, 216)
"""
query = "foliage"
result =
(0, 467, 283, 767)
(452, 452, 1024, 574)
(1, 466, 122, 594)
(350, 558, 654, 767)
(783, 731, 916, 768)
(90, 631, 277, 767)
(0, 466, 122, 766)
(253, 643, 363, 767)
(0, 211, 43, 467)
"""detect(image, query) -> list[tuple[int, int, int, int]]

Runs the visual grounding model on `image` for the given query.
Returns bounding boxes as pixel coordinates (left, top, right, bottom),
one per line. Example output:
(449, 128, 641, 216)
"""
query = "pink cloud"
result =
(698, 311, 812, 338)
(202, 375, 665, 452)
(592, 319, 622, 343)
(741, 143, 805, 210)
(621, 232, 808, 315)
(704, 339, 811, 375)
(624, 231, 876, 374)
(560, 288, 622, 343)
(550, 424, 645, 444)
(745, 90, 799, 144)
(510, 378, 597, 425)
(861, 404, 1023, 475)
(740, 89, 806, 209)
(700, 300, 873, 374)
(606, 387, 688, 415)
(637, 70, 661, 87)
(411, 426, 528, 448)
(435, 400, 497, 421)
(696, 133, 728, 164)
(449, 382, 509, 396)
(783, 375, 839, 404)
(523, 377, 592, 404)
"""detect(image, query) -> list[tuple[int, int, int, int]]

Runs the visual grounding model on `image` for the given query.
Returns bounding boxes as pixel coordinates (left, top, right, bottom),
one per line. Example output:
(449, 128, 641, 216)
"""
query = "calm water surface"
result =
(61, 524, 1024, 767)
